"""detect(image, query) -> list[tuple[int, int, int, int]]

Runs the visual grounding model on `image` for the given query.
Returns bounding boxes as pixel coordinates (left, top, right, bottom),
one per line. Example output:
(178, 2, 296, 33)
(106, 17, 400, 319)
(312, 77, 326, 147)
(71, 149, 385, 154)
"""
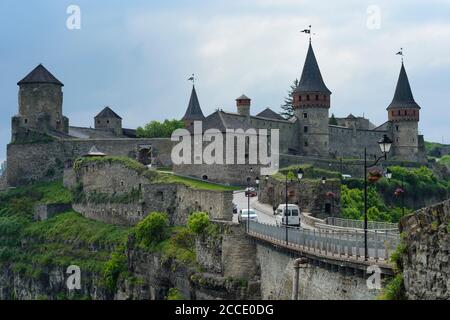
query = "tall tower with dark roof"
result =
(12, 64, 68, 142)
(387, 62, 421, 159)
(182, 85, 205, 128)
(293, 42, 331, 157)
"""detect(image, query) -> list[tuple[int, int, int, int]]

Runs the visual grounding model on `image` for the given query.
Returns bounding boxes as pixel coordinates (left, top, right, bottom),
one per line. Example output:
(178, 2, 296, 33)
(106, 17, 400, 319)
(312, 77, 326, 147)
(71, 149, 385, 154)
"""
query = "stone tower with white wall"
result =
(387, 62, 421, 160)
(12, 64, 68, 142)
(293, 42, 331, 157)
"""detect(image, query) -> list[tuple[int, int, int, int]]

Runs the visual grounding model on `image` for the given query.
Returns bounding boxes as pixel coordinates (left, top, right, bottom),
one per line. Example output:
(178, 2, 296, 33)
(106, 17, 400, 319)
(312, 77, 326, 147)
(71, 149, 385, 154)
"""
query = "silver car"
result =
(238, 209, 258, 223)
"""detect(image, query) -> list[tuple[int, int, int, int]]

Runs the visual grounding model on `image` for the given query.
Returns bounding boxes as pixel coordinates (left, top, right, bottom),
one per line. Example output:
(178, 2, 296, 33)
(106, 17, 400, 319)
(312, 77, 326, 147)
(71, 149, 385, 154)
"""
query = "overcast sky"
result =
(1, 0, 450, 163)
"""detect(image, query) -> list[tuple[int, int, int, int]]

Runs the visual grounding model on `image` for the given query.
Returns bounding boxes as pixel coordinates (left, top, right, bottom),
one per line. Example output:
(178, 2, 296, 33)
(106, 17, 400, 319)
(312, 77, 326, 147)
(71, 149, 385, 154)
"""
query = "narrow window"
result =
(24, 119, 28, 124)
(304, 141, 308, 147)
(307, 95, 310, 101)
(303, 113, 308, 119)
(304, 126, 308, 133)
(396, 125, 399, 131)
(316, 95, 319, 100)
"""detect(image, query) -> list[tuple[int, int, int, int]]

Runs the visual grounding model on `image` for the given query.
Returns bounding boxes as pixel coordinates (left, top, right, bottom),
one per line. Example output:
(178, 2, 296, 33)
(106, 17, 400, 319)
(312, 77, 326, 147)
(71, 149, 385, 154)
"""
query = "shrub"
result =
(135, 212, 169, 246)
(187, 212, 210, 235)
(166, 288, 184, 300)
(103, 248, 127, 292)
(378, 273, 406, 300)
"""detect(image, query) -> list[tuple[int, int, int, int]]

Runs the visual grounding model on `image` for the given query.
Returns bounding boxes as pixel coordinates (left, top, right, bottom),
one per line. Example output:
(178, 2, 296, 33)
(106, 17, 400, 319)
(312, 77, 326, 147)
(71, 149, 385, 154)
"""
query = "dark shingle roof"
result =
(18, 64, 64, 86)
(95, 106, 122, 119)
(294, 43, 331, 94)
(387, 63, 420, 110)
(182, 86, 205, 121)
(256, 108, 285, 120)
(236, 94, 251, 100)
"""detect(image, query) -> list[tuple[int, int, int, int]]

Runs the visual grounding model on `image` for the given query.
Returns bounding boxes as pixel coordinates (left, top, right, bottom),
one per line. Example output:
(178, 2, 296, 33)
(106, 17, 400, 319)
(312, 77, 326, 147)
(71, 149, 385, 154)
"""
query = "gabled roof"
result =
(95, 106, 122, 119)
(182, 86, 205, 121)
(387, 63, 420, 110)
(346, 114, 357, 119)
(18, 64, 64, 86)
(256, 108, 285, 120)
(294, 43, 331, 94)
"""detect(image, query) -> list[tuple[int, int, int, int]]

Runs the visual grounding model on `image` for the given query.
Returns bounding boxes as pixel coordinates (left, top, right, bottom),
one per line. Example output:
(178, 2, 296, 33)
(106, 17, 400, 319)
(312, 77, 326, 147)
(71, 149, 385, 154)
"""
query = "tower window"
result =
(304, 126, 308, 133)
(307, 95, 310, 101)
(398, 110, 401, 116)
(24, 119, 28, 124)
(303, 113, 308, 119)
(304, 141, 308, 147)
(299, 96, 302, 101)
(404, 110, 407, 116)
(396, 125, 399, 131)
(107, 120, 110, 124)
(97, 120, 100, 124)
(392, 111, 394, 117)
(316, 95, 319, 100)
(323, 95, 326, 100)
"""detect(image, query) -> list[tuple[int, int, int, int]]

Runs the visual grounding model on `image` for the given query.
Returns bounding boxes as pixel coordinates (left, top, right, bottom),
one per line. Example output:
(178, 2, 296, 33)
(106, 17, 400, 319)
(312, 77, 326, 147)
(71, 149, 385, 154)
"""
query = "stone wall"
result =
(399, 199, 449, 300)
(68, 161, 233, 226)
(255, 242, 381, 300)
(33, 203, 72, 221)
(6, 138, 174, 187)
(329, 125, 387, 159)
(259, 177, 341, 218)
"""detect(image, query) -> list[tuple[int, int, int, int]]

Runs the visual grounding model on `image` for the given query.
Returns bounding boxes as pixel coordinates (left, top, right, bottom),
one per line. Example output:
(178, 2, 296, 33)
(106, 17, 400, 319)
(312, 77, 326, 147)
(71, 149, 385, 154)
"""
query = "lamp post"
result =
(284, 169, 304, 245)
(255, 176, 260, 200)
(385, 168, 405, 217)
(363, 134, 393, 261)
(246, 167, 253, 233)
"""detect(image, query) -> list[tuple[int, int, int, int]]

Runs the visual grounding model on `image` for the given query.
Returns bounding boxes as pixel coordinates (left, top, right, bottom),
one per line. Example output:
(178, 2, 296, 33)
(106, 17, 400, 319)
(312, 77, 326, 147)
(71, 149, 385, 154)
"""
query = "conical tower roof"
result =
(17, 64, 64, 86)
(294, 43, 331, 94)
(182, 86, 205, 121)
(387, 62, 420, 110)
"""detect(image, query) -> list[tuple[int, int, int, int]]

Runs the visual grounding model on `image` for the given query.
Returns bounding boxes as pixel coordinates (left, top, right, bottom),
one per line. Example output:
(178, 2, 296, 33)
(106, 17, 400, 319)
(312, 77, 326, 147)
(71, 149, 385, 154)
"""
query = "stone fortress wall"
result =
(7, 138, 174, 187)
(64, 159, 233, 226)
(400, 199, 449, 300)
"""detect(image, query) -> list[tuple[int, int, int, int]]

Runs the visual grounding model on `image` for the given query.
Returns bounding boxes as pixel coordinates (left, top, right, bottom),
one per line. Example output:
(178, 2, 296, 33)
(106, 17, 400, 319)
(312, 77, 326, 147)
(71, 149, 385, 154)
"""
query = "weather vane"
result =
(188, 73, 195, 85)
(301, 25, 316, 42)
(396, 48, 404, 62)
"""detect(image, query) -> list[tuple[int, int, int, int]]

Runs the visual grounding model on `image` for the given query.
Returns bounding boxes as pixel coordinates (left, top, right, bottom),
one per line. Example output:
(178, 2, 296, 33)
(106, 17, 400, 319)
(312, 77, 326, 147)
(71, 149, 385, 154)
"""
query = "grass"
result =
(438, 155, 450, 168)
(151, 172, 241, 192)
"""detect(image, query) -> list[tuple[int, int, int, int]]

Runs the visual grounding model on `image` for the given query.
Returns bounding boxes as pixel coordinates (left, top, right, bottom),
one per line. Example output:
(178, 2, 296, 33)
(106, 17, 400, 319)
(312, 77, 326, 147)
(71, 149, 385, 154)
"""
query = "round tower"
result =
(15, 64, 66, 135)
(387, 62, 421, 160)
(293, 42, 331, 157)
(236, 95, 251, 117)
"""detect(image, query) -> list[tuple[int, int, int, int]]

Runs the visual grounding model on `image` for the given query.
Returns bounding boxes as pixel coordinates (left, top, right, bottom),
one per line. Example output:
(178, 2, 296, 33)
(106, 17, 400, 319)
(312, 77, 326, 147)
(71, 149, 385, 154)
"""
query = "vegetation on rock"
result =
(136, 119, 184, 138)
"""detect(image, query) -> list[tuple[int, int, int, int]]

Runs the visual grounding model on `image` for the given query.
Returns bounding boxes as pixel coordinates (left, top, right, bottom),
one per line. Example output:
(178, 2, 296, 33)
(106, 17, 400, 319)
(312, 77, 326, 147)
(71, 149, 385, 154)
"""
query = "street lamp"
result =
(385, 168, 393, 180)
(246, 173, 251, 233)
(284, 169, 304, 245)
(363, 134, 393, 261)
(385, 168, 405, 217)
(255, 176, 260, 200)
(321, 177, 327, 185)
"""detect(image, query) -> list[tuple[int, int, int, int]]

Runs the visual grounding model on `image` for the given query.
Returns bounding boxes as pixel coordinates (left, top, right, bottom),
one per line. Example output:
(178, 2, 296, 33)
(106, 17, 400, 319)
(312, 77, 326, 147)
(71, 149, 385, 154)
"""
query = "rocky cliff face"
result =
(400, 199, 449, 300)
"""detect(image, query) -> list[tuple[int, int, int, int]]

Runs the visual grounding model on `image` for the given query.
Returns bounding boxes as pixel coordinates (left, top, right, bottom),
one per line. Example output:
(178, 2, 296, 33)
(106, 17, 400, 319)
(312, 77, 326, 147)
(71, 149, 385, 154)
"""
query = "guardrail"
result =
(325, 217, 398, 231)
(248, 220, 400, 261)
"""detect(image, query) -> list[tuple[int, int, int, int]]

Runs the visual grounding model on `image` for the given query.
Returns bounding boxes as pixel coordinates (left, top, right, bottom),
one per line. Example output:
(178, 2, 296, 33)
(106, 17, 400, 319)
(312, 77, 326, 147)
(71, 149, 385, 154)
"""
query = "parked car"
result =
(238, 209, 258, 223)
(275, 204, 300, 227)
(245, 187, 257, 197)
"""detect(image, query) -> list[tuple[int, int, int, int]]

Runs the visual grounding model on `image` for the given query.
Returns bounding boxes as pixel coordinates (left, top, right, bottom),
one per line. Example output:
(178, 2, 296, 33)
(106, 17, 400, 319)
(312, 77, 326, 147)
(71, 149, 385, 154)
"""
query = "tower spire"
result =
(182, 83, 205, 128)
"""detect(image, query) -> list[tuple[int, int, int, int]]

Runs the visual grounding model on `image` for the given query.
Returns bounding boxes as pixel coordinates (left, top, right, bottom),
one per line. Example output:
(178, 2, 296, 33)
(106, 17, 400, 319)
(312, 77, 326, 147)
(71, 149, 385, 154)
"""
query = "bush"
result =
(378, 273, 406, 300)
(166, 288, 184, 300)
(135, 212, 169, 246)
(187, 212, 210, 235)
(103, 248, 127, 292)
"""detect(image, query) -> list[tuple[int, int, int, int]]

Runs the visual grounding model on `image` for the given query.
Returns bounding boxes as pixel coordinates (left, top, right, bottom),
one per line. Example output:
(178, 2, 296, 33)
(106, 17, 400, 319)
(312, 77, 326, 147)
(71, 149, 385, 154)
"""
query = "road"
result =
(232, 191, 276, 225)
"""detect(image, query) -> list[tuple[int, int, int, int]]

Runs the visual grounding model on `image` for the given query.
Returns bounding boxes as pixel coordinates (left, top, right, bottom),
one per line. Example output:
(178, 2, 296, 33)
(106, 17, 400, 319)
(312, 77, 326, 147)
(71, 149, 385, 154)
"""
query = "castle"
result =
(180, 41, 426, 161)
(3, 40, 426, 188)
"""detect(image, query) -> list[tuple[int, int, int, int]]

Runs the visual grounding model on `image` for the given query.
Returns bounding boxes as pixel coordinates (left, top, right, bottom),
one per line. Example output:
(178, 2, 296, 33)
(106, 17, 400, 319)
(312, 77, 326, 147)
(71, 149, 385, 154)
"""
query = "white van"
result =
(275, 204, 300, 227)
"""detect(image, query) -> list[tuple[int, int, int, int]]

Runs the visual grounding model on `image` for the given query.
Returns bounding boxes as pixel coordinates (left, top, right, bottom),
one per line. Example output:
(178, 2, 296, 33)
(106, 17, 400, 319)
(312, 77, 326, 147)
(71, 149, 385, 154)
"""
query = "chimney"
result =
(236, 94, 251, 116)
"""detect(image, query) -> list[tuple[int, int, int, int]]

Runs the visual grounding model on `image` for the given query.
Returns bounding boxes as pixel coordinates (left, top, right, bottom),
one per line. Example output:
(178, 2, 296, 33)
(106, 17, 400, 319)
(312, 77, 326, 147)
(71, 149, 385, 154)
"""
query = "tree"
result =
(280, 79, 299, 119)
(329, 113, 338, 125)
(135, 212, 169, 246)
(187, 212, 210, 235)
(136, 119, 184, 138)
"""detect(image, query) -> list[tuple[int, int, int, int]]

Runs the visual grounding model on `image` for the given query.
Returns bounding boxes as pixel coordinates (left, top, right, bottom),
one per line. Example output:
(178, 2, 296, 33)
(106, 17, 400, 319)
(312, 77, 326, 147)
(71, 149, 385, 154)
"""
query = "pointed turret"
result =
(292, 41, 331, 157)
(294, 43, 331, 95)
(387, 62, 420, 110)
(182, 85, 205, 127)
(387, 61, 421, 161)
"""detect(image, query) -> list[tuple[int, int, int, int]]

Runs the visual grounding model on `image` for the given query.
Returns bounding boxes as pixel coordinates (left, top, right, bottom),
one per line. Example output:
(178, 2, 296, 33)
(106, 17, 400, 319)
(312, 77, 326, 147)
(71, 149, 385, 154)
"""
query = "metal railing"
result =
(325, 217, 398, 232)
(248, 220, 400, 261)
